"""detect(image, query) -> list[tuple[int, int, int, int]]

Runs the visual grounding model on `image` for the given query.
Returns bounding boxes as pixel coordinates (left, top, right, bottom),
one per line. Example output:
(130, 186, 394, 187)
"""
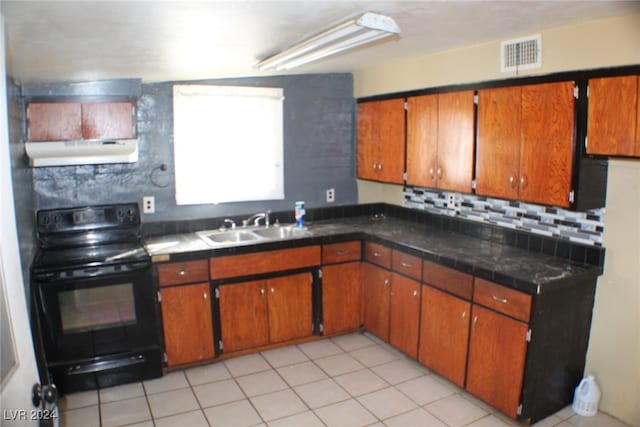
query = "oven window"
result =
(58, 283, 136, 333)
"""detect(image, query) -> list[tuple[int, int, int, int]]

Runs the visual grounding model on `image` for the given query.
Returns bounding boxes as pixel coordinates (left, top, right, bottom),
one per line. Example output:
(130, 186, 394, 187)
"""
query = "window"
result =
(173, 85, 284, 205)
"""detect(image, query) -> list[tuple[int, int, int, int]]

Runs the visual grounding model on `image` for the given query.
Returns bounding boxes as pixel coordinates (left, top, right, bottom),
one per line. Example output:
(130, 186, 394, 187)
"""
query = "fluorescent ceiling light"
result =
(256, 12, 400, 71)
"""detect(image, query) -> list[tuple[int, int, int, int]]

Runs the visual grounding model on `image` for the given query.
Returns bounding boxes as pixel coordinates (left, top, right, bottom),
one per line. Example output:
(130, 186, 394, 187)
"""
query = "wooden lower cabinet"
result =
(389, 273, 421, 358)
(218, 273, 313, 353)
(267, 273, 313, 343)
(218, 280, 269, 352)
(322, 262, 362, 335)
(160, 282, 215, 366)
(418, 285, 471, 387)
(466, 305, 529, 419)
(362, 263, 391, 341)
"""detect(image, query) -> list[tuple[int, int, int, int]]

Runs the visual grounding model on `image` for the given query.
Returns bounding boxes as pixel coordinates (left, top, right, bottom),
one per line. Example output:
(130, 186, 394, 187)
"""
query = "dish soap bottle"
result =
(295, 201, 305, 228)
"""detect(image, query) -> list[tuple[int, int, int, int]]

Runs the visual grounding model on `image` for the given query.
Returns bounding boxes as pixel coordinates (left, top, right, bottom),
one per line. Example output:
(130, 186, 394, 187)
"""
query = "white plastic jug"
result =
(572, 375, 601, 416)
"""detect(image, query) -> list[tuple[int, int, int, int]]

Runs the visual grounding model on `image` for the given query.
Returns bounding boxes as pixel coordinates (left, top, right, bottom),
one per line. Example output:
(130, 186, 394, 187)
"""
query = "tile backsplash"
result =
(403, 187, 604, 246)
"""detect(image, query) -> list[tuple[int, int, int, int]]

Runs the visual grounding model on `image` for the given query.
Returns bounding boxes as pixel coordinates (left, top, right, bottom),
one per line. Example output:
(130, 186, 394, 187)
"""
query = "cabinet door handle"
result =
(203, 292, 208, 300)
(520, 175, 528, 189)
(400, 261, 412, 268)
(378, 163, 383, 171)
(429, 167, 435, 179)
(260, 287, 266, 296)
(437, 167, 443, 179)
(412, 290, 418, 297)
(271, 287, 275, 294)
(492, 295, 508, 304)
(461, 311, 467, 325)
(509, 175, 518, 188)
(472, 316, 478, 330)
(373, 252, 382, 257)
(383, 279, 390, 288)
(373, 162, 377, 171)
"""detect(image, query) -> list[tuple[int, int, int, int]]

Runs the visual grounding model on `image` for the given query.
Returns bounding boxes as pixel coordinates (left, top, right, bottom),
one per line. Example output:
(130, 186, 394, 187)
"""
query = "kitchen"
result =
(0, 2, 639, 427)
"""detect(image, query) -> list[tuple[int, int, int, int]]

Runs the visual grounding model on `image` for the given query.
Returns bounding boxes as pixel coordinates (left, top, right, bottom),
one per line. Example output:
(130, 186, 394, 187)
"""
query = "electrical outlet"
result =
(143, 196, 155, 214)
(326, 188, 335, 203)
(446, 193, 455, 210)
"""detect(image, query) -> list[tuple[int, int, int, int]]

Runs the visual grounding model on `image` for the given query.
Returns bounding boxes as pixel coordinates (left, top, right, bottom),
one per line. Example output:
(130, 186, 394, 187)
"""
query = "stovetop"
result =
(32, 203, 149, 274)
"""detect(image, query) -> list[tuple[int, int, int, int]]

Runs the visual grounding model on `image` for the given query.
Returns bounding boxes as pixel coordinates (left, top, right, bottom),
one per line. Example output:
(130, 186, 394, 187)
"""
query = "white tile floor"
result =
(58, 332, 631, 427)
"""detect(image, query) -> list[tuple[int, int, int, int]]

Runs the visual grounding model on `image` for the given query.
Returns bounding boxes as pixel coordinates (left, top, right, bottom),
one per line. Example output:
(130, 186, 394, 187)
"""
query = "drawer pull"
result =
(178, 270, 186, 276)
(335, 249, 351, 256)
(373, 252, 382, 257)
(492, 295, 508, 304)
(412, 290, 418, 297)
(400, 261, 413, 268)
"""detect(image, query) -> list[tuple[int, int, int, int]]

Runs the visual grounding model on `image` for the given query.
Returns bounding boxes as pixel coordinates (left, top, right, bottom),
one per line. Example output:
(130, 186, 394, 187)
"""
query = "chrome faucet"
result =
(243, 211, 271, 227)
(220, 218, 236, 230)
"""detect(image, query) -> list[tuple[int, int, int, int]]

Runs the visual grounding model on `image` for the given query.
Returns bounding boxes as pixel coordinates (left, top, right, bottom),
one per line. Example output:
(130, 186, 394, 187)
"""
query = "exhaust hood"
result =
(25, 139, 138, 167)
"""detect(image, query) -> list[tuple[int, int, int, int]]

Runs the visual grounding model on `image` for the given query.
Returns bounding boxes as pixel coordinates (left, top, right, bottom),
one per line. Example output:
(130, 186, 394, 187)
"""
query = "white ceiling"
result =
(2, 1, 639, 84)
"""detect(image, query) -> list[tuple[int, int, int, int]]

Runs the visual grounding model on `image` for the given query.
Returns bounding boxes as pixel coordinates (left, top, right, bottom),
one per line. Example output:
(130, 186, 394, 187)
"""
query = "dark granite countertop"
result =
(144, 215, 601, 295)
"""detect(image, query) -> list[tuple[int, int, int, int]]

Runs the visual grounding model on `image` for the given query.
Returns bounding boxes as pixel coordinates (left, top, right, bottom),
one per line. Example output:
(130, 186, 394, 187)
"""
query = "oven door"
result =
(34, 263, 160, 364)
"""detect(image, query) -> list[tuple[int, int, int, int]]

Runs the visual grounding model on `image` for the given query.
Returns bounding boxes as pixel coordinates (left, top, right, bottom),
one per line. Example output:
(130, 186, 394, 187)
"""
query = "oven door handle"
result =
(66, 354, 146, 376)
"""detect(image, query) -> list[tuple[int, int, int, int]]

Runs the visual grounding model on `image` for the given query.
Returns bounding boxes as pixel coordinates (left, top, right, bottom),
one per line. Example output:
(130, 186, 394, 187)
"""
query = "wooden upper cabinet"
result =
(357, 99, 406, 184)
(406, 91, 474, 192)
(27, 103, 82, 141)
(587, 75, 640, 157)
(520, 82, 575, 207)
(27, 101, 134, 141)
(476, 87, 522, 201)
(81, 102, 134, 140)
(407, 94, 438, 187)
(476, 82, 575, 208)
(437, 91, 475, 193)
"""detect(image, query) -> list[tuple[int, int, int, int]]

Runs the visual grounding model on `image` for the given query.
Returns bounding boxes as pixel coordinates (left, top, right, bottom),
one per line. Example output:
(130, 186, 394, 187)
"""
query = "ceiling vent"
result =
(500, 34, 541, 73)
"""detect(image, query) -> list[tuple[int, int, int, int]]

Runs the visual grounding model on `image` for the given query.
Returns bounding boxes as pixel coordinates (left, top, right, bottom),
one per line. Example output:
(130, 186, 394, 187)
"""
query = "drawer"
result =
(473, 278, 532, 322)
(322, 241, 361, 264)
(364, 242, 391, 268)
(423, 261, 473, 300)
(210, 246, 321, 280)
(391, 250, 422, 281)
(158, 260, 209, 287)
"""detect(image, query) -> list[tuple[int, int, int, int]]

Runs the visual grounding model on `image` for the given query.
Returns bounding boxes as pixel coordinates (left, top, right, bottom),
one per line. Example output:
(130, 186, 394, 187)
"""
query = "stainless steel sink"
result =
(197, 229, 264, 246)
(253, 225, 311, 239)
(196, 224, 311, 247)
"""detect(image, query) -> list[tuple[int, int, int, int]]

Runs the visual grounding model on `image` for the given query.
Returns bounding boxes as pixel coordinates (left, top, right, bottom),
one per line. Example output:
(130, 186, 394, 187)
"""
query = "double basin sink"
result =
(196, 225, 311, 247)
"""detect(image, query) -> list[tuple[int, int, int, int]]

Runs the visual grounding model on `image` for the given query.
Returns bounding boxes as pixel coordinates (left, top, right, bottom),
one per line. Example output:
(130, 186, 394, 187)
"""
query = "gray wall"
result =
(31, 74, 358, 222)
(7, 76, 36, 299)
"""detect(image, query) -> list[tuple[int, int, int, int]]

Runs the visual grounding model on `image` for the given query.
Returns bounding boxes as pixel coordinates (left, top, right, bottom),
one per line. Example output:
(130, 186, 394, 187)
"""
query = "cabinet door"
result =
(437, 91, 475, 192)
(520, 82, 575, 207)
(82, 102, 134, 140)
(377, 98, 406, 184)
(267, 273, 313, 343)
(407, 95, 438, 187)
(219, 280, 269, 352)
(362, 263, 391, 341)
(389, 273, 421, 358)
(476, 87, 522, 200)
(586, 75, 639, 156)
(27, 102, 83, 141)
(418, 286, 470, 388)
(467, 305, 528, 419)
(322, 262, 362, 336)
(161, 283, 215, 366)
(357, 99, 405, 184)
(357, 101, 380, 181)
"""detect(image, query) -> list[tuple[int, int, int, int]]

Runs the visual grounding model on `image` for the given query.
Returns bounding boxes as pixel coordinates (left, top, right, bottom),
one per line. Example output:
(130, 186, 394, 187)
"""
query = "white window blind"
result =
(173, 85, 284, 205)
